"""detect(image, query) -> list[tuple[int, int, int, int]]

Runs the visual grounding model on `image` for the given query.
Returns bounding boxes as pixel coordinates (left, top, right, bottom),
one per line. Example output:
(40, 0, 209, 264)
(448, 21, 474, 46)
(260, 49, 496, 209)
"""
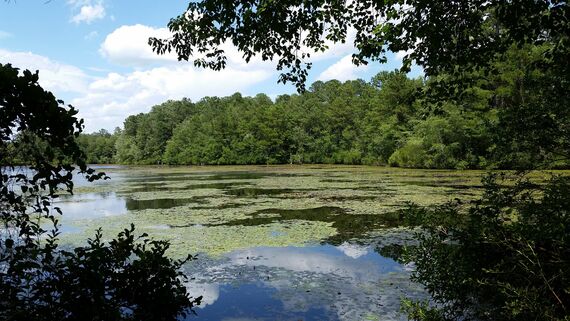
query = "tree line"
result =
(79, 48, 568, 170)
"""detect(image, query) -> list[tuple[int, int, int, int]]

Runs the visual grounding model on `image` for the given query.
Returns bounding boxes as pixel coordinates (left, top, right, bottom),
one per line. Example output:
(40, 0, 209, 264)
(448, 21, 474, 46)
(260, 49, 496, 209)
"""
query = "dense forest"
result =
(79, 46, 568, 169)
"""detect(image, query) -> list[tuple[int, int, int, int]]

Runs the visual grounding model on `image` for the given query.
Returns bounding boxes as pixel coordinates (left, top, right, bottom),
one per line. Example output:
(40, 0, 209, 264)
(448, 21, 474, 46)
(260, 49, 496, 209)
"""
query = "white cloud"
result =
(395, 49, 412, 60)
(100, 24, 177, 66)
(306, 27, 358, 62)
(100, 24, 277, 70)
(99, 23, 361, 71)
(70, 2, 106, 24)
(0, 49, 90, 94)
(317, 54, 369, 82)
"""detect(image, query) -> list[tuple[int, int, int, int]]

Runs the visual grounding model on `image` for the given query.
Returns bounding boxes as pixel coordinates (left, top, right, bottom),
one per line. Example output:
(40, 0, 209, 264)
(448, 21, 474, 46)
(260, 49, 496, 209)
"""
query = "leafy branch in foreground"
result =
(3, 224, 201, 321)
(0, 63, 201, 320)
(150, 0, 568, 91)
(400, 174, 570, 321)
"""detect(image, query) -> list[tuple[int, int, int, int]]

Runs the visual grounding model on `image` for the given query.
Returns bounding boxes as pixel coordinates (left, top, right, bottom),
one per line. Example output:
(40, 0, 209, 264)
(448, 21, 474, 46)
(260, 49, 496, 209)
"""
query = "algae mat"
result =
(56, 165, 491, 320)
(59, 165, 485, 255)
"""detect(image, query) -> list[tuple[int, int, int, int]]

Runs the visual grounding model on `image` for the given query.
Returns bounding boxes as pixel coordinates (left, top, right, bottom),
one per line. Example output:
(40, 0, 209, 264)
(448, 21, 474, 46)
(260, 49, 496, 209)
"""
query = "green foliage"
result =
(113, 72, 513, 168)
(388, 138, 427, 168)
(150, 1, 568, 91)
(155, 77, 412, 165)
(115, 99, 195, 164)
(401, 175, 570, 321)
(489, 44, 570, 168)
(389, 107, 493, 169)
(0, 63, 200, 320)
(110, 61, 566, 169)
(76, 128, 118, 164)
(2, 225, 200, 321)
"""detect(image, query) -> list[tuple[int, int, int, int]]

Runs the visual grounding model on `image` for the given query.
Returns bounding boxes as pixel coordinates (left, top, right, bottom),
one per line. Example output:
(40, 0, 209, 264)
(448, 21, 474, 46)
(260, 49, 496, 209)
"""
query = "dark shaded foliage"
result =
(150, 1, 568, 91)
(76, 128, 118, 164)
(0, 63, 201, 320)
(401, 175, 570, 321)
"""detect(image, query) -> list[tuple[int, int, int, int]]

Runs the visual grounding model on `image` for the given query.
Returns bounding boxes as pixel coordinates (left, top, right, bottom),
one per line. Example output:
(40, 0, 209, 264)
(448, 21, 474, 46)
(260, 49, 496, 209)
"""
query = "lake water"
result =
(54, 165, 486, 321)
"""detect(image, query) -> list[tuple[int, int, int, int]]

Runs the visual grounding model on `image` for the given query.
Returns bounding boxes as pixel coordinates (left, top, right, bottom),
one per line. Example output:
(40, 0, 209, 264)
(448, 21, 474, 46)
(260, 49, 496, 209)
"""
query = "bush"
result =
(1, 225, 201, 321)
(402, 174, 570, 321)
(389, 138, 427, 167)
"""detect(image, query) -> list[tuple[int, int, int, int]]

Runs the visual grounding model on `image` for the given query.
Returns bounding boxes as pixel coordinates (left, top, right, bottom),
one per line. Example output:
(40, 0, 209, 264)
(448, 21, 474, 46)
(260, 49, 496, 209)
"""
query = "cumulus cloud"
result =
(395, 49, 412, 60)
(70, 2, 106, 24)
(0, 49, 90, 94)
(100, 23, 360, 70)
(100, 24, 177, 66)
(306, 27, 358, 62)
(100, 24, 276, 70)
(316, 54, 369, 82)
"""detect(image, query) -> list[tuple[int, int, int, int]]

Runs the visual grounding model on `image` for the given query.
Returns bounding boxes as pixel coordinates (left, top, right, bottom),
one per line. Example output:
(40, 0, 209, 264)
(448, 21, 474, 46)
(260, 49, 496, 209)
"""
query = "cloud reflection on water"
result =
(186, 244, 425, 321)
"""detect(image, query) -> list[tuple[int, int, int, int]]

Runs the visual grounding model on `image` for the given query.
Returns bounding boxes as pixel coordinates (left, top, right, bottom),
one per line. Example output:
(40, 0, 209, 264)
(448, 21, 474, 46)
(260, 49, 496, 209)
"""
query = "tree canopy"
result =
(150, 0, 568, 90)
(80, 53, 566, 170)
(108, 74, 498, 168)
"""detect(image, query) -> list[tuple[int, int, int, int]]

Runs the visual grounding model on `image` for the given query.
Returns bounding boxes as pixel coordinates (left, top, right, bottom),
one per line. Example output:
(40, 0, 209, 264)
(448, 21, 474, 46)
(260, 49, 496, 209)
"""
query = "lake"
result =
(55, 165, 486, 321)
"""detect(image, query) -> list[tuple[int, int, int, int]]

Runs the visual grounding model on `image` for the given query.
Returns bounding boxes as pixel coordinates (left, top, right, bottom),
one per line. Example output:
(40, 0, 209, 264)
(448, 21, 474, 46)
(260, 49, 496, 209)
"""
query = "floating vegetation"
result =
(56, 166, 569, 320)
(224, 187, 307, 197)
(61, 217, 337, 258)
(123, 181, 252, 193)
(60, 165, 491, 254)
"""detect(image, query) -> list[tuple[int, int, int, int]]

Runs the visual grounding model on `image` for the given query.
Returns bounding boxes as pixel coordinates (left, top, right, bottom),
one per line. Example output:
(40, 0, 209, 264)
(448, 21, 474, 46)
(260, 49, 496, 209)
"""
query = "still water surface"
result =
(54, 165, 485, 320)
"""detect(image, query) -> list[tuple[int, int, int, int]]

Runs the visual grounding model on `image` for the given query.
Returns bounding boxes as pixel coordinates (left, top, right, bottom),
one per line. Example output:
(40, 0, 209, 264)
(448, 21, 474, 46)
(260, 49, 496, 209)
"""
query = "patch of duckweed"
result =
(216, 207, 345, 226)
(66, 165, 554, 259)
(72, 184, 117, 194)
(207, 206, 414, 245)
(224, 187, 309, 197)
(61, 217, 337, 258)
(193, 172, 271, 181)
(122, 181, 252, 193)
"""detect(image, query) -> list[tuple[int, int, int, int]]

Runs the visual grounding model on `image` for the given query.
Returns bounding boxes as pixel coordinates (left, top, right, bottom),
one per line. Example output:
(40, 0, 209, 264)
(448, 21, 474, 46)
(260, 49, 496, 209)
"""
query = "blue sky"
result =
(0, 1, 420, 132)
